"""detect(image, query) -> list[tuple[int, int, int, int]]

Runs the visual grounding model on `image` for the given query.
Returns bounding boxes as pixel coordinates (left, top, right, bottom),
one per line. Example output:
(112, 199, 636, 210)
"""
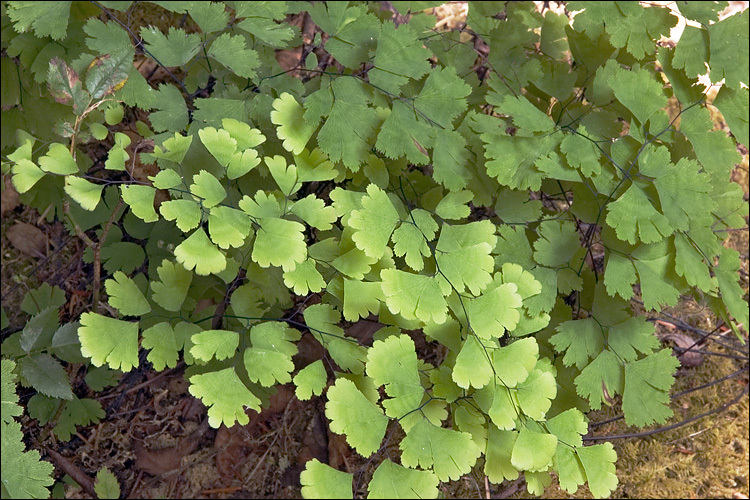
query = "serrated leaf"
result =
(79, 313, 139, 371)
(1, 420, 55, 498)
(174, 228, 227, 276)
(369, 22, 431, 95)
(20, 307, 60, 353)
(326, 378, 388, 457)
(622, 348, 679, 426)
(207, 32, 259, 79)
(342, 279, 384, 321)
(189, 367, 261, 428)
(105, 271, 150, 316)
(252, 217, 307, 271)
(150, 84, 189, 132)
(85, 50, 131, 99)
(140, 26, 201, 66)
(47, 57, 89, 114)
(94, 467, 121, 500)
(120, 184, 159, 223)
(53, 396, 105, 442)
(18, 353, 73, 400)
(7, 0, 71, 40)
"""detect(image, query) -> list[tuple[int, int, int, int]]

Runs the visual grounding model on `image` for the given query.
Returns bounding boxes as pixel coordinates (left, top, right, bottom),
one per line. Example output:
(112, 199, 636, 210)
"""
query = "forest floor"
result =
(1, 2, 748, 499)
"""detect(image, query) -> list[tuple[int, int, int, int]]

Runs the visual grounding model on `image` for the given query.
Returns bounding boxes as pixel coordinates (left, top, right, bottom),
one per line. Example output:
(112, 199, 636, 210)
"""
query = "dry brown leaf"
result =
(7, 222, 46, 258)
(1, 176, 20, 216)
(134, 437, 200, 476)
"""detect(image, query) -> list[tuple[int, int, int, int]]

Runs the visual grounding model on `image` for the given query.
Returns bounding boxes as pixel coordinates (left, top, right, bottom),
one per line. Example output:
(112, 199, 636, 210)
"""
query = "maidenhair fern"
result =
(1, 1, 747, 499)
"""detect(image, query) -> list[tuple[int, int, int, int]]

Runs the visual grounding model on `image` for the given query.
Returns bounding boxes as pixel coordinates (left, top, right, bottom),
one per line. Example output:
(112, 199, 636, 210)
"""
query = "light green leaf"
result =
(452, 334, 493, 389)
(464, 277, 522, 339)
(1, 420, 55, 499)
(1, 360, 23, 423)
(400, 418, 481, 481)
(435, 190, 473, 220)
(79, 313, 139, 371)
(151, 259, 192, 311)
(516, 360, 557, 420)
(189, 367, 261, 428)
(121, 184, 159, 223)
(290, 195, 337, 230)
(511, 427, 557, 472)
(294, 360, 327, 401)
(391, 208, 437, 271)
(64, 177, 104, 211)
(199, 126, 237, 167)
(380, 269, 448, 324)
(493, 337, 539, 387)
(160, 199, 202, 232)
(190, 329, 239, 361)
(174, 228, 227, 276)
(11, 159, 45, 193)
(190, 170, 226, 207)
(141, 322, 179, 370)
(94, 467, 121, 500)
(105, 271, 150, 316)
(227, 148, 261, 179)
(244, 322, 298, 386)
(38, 143, 78, 174)
(208, 206, 253, 249)
(436, 220, 496, 295)
(326, 378, 388, 457)
(343, 279, 384, 321)
(271, 92, 317, 155)
(366, 335, 423, 418)
(368, 459, 439, 499)
(300, 459, 353, 499)
(350, 184, 402, 259)
(253, 217, 307, 271)
(283, 258, 326, 295)
(485, 426, 520, 483)
(577, 443, 618, 499)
